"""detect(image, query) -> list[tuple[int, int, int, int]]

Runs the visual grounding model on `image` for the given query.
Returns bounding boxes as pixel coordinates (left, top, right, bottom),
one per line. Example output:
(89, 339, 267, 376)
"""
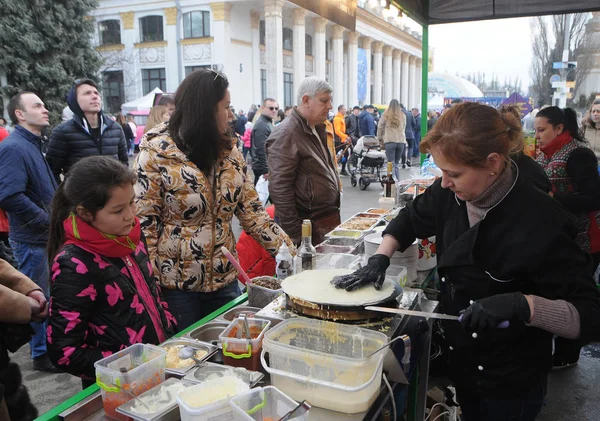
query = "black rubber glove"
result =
(331, 254, 390, 291)
(459, 292, 531, 334)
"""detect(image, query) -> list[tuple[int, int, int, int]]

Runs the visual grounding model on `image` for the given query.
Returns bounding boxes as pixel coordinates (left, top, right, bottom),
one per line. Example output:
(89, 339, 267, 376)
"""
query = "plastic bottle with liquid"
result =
(275, 243, 293, 280)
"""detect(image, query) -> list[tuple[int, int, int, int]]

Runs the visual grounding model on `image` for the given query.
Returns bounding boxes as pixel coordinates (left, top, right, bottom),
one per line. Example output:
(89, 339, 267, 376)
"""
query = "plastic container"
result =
(176, 376, 249, 421)
(94, 343, 167, 421)
(261, 319, 388, 414)
(246, 276, 283, 308)
(385, 265, 408, 287)
(275, 243, 294, 280)
(220, 318, 271, 371)
(231, 386, 309, 421)
(316, 253, 361, 270)
(116, 377, 190, 421)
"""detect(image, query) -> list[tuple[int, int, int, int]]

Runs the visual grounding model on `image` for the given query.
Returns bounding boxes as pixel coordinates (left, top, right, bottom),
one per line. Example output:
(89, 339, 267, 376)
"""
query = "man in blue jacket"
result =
(0, 92, 59, 372)
(359, 104, 376, 137)
(46, 79, 128, 183)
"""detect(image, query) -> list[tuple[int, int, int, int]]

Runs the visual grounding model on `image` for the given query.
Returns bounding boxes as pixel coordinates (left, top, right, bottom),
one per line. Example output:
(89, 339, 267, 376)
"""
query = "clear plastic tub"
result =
(116, 377, 190, 421)
(220, 318, 271, 371)
(246, 276, 283, 308)
(230, 386, 309, 421)
(261, 319, 388, 414)
(386, 265, 408, 287)
(94, 343, 167, 421)
(176, 376, 249, 421)
(316, 253, 361, 270)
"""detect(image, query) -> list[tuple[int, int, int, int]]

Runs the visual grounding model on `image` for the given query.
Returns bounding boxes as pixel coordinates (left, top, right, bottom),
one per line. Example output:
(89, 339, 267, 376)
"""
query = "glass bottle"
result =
(295, 219, 317, 273)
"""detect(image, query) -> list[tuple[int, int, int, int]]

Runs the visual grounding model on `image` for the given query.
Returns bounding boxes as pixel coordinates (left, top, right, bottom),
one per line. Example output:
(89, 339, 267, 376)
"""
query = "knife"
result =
(365, 306, 510, 328)
(365, 306, 460, 320)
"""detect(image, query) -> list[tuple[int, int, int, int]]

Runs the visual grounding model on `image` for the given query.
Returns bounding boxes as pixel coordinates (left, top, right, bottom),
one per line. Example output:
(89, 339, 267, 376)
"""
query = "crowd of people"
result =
(0, 67, 599, 421)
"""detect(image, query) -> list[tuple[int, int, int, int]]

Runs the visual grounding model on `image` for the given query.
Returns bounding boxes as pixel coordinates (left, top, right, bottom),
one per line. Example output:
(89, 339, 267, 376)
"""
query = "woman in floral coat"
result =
(135, 69, 293, 331)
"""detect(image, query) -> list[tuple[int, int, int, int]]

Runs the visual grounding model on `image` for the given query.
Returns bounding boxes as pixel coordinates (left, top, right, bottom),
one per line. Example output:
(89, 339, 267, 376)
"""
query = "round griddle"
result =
(285, 283, 403, 322)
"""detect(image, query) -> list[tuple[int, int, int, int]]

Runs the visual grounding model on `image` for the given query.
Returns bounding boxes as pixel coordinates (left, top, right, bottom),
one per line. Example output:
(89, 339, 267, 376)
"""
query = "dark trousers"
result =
(161, 282, 241, 332)
(405, 137, 414, 162)
(8, 240, 48, 359)
(253, 169, 266, 186)
(457, 379, 545, 421)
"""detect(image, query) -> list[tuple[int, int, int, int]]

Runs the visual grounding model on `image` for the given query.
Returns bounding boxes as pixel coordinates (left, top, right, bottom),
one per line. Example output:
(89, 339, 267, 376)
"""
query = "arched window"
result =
(305, 34, 313, 56)
(283, 28, 293, 51)
(99, 20, 121, 45)
(140, 15, 164, 42)
(183, 11, 210, 38)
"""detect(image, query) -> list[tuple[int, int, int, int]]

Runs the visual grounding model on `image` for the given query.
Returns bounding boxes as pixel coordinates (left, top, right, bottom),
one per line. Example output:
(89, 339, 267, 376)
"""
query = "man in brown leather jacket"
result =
(266, 77, 341, 245)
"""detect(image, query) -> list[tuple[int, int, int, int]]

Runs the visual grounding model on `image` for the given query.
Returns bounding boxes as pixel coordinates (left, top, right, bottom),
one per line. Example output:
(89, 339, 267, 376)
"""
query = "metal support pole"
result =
(420, 24, 429, 166)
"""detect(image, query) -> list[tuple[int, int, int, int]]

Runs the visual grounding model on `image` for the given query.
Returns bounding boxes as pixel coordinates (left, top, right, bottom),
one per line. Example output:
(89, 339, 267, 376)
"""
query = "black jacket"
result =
(48, 237, 175, 379)
(46, 85, 128, 183)
(235, 115, 248, 137)
(251, 114, 273, 174)
(512, 152, 551, 193)
(345, 114, 360, 145)
(384, 173, 600, 397)
(553, 146, 600, 214)
(402, 109, 415, 140)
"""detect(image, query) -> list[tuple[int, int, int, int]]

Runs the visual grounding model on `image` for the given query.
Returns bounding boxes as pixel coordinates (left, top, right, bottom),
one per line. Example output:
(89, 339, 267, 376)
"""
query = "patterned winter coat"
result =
(47, 239, 175, 379)
(537, 133, 600, 254)
(134, 123, 293, 292)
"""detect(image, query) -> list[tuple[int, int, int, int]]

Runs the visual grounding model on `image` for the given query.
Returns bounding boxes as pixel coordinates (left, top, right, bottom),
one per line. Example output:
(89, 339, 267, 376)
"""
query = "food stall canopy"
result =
(393, 0, 600, 25)
(120, 87, 163, 113)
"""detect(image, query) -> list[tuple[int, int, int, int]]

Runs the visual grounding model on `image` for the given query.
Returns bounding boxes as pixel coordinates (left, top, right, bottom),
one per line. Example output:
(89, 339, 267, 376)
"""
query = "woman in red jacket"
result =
(236, 205, 276, 282)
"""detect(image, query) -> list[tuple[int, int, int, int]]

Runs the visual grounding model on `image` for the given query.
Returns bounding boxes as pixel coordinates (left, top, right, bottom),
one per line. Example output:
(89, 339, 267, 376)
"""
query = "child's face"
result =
(89, 183, 137, 236)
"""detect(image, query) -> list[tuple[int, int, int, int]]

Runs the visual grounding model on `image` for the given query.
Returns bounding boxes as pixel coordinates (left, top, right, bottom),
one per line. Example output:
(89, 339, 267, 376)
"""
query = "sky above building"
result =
(428, 17, 534, 90)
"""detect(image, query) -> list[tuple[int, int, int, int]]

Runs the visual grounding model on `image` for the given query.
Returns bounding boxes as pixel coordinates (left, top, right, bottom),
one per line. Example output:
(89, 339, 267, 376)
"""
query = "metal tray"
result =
(160, 338, 217, 377)
(184, 321, 229, 345)
(183, 362, 264, 388)
(338, 216, 380, 231)
(116, 377, 192, 421)
(218, 305, 262, 321)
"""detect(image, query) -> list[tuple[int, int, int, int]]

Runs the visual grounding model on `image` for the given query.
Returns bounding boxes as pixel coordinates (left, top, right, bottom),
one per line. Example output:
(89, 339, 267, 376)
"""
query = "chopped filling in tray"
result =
(165, 345, 208, 369)
(339, 218, 378, 231)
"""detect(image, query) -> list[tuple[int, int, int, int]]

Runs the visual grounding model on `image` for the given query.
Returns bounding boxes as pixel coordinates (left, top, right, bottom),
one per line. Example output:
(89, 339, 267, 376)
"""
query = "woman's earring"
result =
(490, 171, 497, 176)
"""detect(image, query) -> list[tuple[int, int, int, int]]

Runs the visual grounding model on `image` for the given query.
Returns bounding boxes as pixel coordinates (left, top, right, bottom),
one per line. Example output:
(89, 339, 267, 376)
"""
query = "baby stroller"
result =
(349, 135, 386, 190)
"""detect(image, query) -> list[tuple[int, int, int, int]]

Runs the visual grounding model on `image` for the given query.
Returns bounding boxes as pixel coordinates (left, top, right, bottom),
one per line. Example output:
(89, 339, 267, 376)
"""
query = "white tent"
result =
(120, 87, 162, 113)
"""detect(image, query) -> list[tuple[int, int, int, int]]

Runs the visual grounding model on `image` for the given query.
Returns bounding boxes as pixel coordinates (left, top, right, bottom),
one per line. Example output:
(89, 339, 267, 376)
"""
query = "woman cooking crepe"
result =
(333, 103, 600, 421)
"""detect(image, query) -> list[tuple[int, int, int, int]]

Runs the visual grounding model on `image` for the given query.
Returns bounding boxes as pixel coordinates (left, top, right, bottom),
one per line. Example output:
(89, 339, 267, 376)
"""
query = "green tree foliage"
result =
(0, 0, 101, 125)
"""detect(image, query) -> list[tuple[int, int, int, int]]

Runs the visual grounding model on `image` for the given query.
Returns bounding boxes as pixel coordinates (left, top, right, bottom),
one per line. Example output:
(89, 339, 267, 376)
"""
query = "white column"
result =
(292, 8, 305, 95)
(347, 32, 359, 107)
(383, 45, 393, 105)
(264, 0, 285, 102)
(400, 52, 409, 107)
(119, 12, 142, 101)
(164, 7, 180, 92)
(392, 49, 402, 101)
(361, 36, 372, 105)
(343, 47, 348, 106)
(313, 17, 327, 80)
(332, 25, 345, 106)
(210, 3, 232, 73)
(372, 41, 383, 105)
(416, 58, 422, 110)
(251, 11, 261, 104)
(408, 55, 417, 108)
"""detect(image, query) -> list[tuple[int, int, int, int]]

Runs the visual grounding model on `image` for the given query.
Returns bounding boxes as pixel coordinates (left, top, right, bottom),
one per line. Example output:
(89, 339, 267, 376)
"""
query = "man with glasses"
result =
(251, 98, 278, 185)
(46, 79, 128, 183)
